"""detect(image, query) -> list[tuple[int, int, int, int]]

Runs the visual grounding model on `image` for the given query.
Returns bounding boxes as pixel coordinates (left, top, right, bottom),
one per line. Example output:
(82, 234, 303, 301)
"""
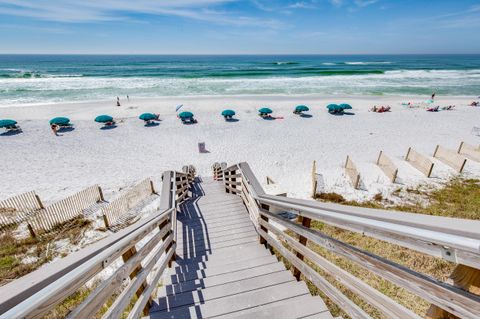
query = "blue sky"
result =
(0, 0, 479, 54)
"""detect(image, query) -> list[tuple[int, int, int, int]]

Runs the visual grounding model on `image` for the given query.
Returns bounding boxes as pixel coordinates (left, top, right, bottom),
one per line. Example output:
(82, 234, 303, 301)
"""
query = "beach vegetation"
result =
(302, 178, 480, 317)
(0, 216, 92, 286)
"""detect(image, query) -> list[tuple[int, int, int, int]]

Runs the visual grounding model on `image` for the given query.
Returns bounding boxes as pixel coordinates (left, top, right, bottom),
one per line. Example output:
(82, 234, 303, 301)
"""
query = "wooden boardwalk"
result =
(147, 178, 333, 319)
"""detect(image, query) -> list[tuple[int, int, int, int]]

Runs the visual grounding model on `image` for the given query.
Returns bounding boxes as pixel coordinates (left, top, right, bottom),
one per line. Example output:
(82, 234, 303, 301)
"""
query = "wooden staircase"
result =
(147, 178, 333, 319)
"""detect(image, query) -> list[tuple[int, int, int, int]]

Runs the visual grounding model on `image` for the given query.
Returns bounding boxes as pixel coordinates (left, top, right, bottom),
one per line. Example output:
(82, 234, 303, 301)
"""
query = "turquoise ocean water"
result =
(0, 55, 479, 106)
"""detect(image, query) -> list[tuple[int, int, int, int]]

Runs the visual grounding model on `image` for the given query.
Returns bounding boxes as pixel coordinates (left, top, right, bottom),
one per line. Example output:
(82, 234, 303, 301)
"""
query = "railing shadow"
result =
(151, 177, 212, 317)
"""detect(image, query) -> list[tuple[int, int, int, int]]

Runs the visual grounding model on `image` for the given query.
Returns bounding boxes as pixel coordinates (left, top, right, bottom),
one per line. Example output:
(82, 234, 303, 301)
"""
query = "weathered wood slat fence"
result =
(219, 162, 480, 319)
(29, 185, 104, 235)
(344, 155, 361, 189)
(102, 178, 156, 228)
(458, 141, 480, 162)
(0, 191, 43, 231)
(0, 168, 195, 319)
(405, 147, 434, 177)
(376, 151, 398, 183)
(433, 145, 467, 173)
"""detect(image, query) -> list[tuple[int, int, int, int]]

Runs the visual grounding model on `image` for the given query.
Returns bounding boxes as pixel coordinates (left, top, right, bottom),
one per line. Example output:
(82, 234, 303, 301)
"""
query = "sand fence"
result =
(101, 178, 156, 228)
(28, 185, 104, 235)
(0, 191, 44, 233)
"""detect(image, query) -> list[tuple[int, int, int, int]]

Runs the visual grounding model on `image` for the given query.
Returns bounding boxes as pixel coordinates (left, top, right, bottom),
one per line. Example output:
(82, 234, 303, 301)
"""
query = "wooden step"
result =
(217, 295, 332, 319)
(148, 281, 311, 319)
(154, 271, 295, 313)
(164, 255, 281, 285)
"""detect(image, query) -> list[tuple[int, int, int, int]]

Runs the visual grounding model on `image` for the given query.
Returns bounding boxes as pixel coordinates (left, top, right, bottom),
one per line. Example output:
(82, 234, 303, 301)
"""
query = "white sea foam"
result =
(0, 69, 479, 107)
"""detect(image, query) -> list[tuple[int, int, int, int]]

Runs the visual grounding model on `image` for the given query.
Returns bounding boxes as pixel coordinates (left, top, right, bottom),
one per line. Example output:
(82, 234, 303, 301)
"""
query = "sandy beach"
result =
(1, 94, 480, 203)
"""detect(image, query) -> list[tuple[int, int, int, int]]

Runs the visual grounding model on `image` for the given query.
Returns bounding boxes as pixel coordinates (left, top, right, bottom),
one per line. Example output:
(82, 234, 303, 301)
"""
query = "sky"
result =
(0, 0, 479, 54)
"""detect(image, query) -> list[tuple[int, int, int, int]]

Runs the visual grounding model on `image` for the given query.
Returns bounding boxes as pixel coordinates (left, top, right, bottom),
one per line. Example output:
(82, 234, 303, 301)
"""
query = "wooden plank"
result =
(433, 145, 467, 173)
(261, 218, 420, 319)
(405, 147, 434, 177)
(155, 271, 294, 312)
(344, 156, 361, 189)
(219, 295, 331, 319)
(257, 228, 370, 319)
(148, 281, 310, 319)
(260, 210, 480, 319)
(376, 151, 398, 183)
(458, 142, 480, 162)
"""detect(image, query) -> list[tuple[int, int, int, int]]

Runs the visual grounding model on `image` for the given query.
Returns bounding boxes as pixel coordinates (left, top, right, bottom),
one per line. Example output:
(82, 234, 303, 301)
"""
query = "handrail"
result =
(0, 167, 195, 318)
(218, 162, 480, 319)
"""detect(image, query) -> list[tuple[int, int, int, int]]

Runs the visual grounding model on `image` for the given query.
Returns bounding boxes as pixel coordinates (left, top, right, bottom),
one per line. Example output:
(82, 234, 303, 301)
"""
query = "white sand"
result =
(1, 94, 480, 203)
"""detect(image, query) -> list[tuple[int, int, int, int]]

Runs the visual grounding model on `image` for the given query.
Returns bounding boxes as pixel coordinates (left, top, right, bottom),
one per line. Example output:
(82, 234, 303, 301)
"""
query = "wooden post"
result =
(102, 214, 110, 229)
(150, 180, 156, 194)
(35, 194, 45, 209)
(259, 204, 270, 245)
(159, 219, 175, 267)
(27, 223, 36, 238)
(122, 247, 152, 316)
(97, 186, 105, 202)
(311, 160, 317, 198)
(425, 265, 480, 319)
(293, 216, 312, 281)
(225, 171, 231, 193)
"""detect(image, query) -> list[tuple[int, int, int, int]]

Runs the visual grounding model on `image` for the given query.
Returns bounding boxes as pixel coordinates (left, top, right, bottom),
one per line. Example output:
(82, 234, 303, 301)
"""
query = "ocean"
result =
(1, 54, 479, 106)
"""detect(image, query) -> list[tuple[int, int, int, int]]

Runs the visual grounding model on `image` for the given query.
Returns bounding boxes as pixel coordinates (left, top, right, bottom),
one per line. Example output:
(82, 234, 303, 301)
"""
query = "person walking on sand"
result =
(116, 96, 121, 107)
(127, 95, 129, 102)
(51, 124, 58, 136)
(431, 92, 436, 100)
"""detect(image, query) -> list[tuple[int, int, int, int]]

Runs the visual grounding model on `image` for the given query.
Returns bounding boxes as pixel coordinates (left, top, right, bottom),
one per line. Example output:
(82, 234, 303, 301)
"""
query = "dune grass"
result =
(299, 178, 480, 318)
(0, 216, 92, 286)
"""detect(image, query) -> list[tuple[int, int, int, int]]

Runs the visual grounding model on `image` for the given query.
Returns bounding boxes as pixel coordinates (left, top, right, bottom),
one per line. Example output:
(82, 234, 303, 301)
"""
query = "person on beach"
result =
(127, 95, 130, 102)
(431, 92, 436, 100)
(51, 124, 58, 136)
(116, 96, 121, 107)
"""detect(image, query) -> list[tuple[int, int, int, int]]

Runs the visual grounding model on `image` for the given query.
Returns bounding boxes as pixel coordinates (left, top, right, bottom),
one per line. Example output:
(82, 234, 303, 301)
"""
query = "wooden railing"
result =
(217, 162, 480, 319)
(212, 162, 227, 181)
(0, 168, 195, 319)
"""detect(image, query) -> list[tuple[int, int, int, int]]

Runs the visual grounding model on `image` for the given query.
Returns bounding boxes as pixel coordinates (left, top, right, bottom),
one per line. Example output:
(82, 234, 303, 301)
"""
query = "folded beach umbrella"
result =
(221, 109, 236, 117)
(95, 115, 114, 123)
(339, 103, 352, 110)
(0, 119, 17, 128)
(139, 113, 156, 121)
(49, 117, 70, 125)
(179, 111, 194, 119)
(295, 105, 309, 113)
(259, 107, 273, 114)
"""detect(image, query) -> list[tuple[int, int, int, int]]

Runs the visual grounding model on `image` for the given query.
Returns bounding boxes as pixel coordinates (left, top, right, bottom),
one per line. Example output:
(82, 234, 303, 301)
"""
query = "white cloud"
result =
(354, 0, 378, 8)
(0, 0, 282, 28)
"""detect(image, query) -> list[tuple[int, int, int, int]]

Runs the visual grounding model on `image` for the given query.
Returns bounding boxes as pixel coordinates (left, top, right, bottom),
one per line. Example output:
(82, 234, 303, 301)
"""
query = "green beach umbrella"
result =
(295, 105, 309, 112)
(326, 104, 339, 111)
(179, 111, 194, 119)
(49, 117, 70, 125)
(95, 115, 114, 123)
(0, 119, 17, 128)
(339, 103, 352, 110)
(258, 107, 273, 114)
(139, 113, 156, 121)
(221, 109, 236, 117)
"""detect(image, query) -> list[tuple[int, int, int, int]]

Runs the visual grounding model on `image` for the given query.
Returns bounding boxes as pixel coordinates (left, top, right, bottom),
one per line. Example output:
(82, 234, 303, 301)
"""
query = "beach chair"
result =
(6, 124, 21, 132)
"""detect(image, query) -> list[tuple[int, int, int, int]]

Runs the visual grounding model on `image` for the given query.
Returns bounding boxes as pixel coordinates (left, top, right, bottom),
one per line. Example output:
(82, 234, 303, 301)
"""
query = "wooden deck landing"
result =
(147, 178, 333, 319)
